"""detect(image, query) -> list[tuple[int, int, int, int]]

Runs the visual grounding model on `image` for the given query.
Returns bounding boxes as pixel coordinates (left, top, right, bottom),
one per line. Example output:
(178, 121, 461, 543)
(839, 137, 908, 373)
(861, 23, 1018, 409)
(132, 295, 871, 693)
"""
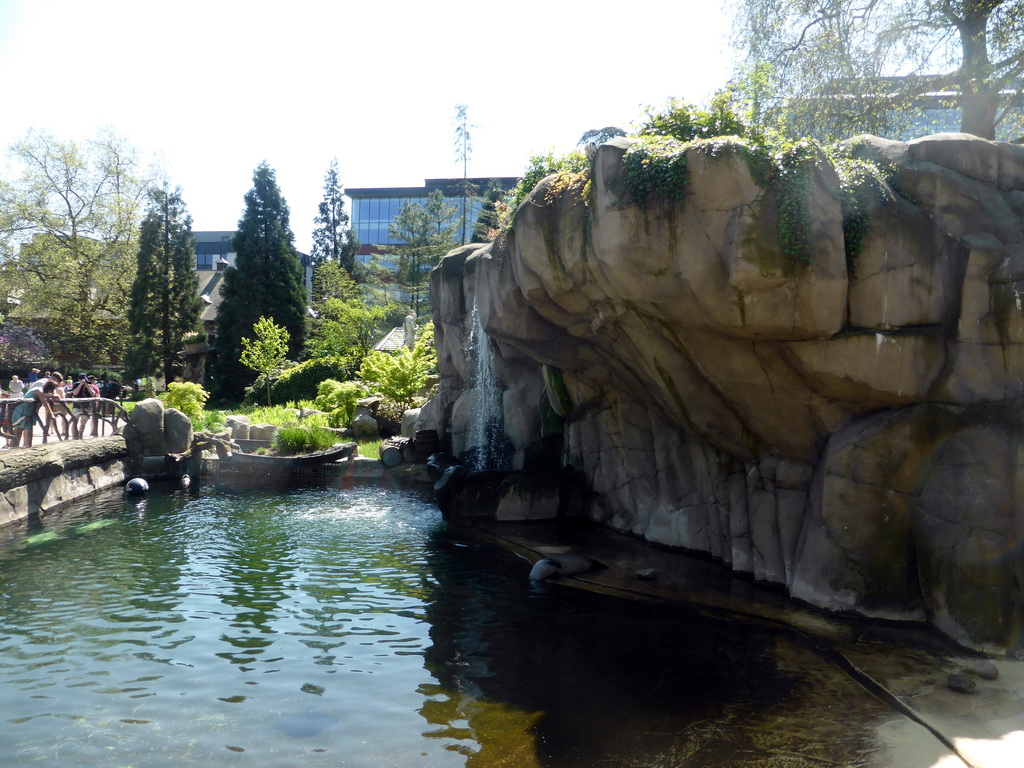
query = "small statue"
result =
(404, 310, 417, 349)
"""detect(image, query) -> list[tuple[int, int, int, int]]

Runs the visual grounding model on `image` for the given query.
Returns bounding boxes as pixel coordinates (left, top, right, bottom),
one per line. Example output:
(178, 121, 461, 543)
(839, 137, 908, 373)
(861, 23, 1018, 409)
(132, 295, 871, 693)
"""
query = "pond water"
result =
(0, 482, 904, 767)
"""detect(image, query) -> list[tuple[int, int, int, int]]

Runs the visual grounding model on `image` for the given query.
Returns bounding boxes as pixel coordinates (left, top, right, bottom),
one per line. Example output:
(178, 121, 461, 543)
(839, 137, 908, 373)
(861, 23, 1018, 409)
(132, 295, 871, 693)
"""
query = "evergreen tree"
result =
(213, 163, 307, 400)
(311, 158, 360, 277)
(388, 189, 457, 315)
(452, 104, 477, 245)
(125, 186, 201, 383)
(471, 178, 506, 242)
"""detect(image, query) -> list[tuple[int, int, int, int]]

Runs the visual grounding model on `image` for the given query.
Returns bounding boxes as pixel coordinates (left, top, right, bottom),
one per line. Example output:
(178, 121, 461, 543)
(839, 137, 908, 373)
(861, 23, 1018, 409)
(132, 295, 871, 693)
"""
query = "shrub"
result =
(272, 424, 339, 455)
(242, 355, 360, 407)
(160, 382, 209, 418)
(635, 93, 747, 143)
(313, 379, 367, 428)
(504, 150, 590, 228)
(357, 321, 436, 407)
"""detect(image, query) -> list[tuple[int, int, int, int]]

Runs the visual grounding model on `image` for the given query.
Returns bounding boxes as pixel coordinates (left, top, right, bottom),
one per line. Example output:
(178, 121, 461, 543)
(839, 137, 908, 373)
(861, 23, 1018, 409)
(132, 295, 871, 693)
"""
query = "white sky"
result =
(0, 0, 737, 253)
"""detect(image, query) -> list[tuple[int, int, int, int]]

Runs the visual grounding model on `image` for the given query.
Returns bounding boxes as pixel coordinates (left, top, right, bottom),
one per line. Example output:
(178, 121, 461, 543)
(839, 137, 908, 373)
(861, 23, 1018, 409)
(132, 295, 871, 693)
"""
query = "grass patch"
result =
(356, 439, 381, 460)
(272, 424, 340, 456)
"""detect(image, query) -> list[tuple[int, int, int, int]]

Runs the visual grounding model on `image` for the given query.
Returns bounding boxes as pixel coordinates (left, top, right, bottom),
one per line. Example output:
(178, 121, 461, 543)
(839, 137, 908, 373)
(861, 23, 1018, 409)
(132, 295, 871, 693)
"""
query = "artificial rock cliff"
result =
(424, 133, 1024, 655)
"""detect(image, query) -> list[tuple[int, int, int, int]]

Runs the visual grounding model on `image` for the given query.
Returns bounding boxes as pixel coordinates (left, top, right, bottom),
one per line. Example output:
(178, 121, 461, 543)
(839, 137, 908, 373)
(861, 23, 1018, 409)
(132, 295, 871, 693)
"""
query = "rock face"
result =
(425, 133, 1024, 654)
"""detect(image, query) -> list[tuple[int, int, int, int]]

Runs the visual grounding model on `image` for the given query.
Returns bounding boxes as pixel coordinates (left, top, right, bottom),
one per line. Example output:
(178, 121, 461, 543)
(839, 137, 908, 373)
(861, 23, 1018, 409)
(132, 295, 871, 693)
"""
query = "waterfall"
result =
(464, 298, 504, 469)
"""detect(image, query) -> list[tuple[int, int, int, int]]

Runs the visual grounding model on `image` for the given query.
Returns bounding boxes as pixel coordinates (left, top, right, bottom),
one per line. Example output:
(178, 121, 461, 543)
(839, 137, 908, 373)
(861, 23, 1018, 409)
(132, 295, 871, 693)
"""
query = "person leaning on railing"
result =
(9, 372, 64, 448)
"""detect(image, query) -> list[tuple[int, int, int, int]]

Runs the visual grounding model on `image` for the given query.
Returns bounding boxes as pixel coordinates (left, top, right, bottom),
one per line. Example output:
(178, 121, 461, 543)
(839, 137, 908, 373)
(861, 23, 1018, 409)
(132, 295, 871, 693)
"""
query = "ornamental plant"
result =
(160, 381, 210, 419)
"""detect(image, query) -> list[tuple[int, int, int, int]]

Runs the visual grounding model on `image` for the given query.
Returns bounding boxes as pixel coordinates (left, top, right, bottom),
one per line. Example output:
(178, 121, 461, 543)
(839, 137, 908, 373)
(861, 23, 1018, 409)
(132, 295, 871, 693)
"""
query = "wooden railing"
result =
(1, 397, 130, 448)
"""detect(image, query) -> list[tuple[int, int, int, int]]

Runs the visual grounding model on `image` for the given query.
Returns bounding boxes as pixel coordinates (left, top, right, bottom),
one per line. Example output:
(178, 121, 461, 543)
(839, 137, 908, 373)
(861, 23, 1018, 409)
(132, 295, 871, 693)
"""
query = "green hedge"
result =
(243, 355, 361, 406)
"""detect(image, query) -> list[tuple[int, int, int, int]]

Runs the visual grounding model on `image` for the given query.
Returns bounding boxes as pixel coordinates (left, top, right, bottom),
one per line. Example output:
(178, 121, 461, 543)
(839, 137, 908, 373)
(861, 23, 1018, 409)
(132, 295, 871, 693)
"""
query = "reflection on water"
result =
(0, 483, 894, 766)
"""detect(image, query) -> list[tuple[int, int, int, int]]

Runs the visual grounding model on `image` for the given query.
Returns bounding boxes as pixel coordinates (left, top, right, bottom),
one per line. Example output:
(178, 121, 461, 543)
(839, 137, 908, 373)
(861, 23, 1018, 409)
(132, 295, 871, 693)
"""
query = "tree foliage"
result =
(0, 321, 49, 366)
(125, 186, 201, 383)
(310, 158, 360, 277)
(213, 163, 307, 400)
(306, 261, 391, 360)
(0, 128, 153, 364)
(731, 0, 1024, 141)
(240, 315, 291, 406)
(357, 321, 436, 406)
(472, 179, 509, 242)
(387, 190, 457, 315)
(452, 104, 477, 245)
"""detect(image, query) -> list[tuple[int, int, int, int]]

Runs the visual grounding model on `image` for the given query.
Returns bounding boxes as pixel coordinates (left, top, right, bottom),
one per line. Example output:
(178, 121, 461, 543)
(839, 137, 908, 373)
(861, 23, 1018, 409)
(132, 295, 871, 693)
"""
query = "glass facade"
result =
(351, 195, 492, 246)
(348, 178, 517, 249)
(194, 234, 233, 270)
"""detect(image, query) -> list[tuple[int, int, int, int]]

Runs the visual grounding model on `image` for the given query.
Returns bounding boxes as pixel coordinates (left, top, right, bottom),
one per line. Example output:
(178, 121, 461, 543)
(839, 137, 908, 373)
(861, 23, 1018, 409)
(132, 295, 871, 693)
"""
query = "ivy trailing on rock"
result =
(773, 140, 820, 266)
(829, 152, 896, 263)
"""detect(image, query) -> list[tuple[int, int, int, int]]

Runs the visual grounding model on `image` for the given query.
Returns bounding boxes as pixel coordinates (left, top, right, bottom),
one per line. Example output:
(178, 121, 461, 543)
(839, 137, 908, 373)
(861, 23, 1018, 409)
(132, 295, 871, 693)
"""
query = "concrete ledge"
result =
(0, 437, 129, 528)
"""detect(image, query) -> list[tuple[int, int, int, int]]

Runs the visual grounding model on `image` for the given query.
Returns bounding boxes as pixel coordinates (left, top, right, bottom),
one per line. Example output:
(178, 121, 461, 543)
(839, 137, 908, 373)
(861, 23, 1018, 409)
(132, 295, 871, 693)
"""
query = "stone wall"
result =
(0, 437, 128, 528)
(424, 133, 1024, 654)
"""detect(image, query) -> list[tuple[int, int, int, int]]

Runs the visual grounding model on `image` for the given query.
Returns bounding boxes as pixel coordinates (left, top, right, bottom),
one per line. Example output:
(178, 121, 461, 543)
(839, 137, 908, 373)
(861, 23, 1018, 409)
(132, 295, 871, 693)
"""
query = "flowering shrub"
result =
(0, 322, 49, 366)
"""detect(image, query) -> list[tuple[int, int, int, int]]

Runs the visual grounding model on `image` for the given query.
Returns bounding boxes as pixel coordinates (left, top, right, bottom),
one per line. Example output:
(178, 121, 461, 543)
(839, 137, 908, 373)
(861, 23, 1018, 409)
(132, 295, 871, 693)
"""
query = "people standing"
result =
(8, 375, 24, 396)
(10, 372, 64, 448)
(71, 374, 99, 438)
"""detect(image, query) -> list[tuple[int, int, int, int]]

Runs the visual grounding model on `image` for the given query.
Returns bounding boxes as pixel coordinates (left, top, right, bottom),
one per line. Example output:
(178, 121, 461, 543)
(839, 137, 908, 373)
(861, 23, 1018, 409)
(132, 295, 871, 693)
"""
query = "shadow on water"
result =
(416, 525, 910, 768)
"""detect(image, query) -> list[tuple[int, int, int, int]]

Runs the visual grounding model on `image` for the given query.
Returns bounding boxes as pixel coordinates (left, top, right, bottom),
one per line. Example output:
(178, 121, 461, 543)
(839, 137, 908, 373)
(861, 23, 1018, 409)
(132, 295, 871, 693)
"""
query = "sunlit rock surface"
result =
(426, 133, 1024, 654)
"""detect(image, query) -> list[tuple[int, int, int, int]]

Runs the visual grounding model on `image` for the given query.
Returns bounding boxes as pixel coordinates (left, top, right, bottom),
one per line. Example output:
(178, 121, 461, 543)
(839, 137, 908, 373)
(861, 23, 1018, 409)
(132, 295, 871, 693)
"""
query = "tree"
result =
(577, 126, 627, 146)
(387, 189, 457, 315)
(306, 261, 390, 359)
(471, 178, 508, 242)
(311, 158, 360, 277)
(357, 321, 436, 407)
(213, 163, 307, 400)
(0, 321, 49, 367)
(731, 0, 1024, 141)
(452, 104, 478, 245)
(240, 316, 290, 406)
(125, 186, 201, 384)
(0, 128, 153, 364)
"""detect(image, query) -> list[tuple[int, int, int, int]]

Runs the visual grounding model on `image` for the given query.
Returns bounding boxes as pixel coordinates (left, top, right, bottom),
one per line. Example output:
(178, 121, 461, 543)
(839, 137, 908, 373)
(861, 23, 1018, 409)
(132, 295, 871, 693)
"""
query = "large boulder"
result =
(426, 133, 1024, 654)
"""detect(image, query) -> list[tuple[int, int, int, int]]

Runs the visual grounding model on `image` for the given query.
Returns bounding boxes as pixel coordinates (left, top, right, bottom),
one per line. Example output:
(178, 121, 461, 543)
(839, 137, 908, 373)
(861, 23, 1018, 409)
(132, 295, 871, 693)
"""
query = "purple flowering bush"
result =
(0, 322, 49, 366)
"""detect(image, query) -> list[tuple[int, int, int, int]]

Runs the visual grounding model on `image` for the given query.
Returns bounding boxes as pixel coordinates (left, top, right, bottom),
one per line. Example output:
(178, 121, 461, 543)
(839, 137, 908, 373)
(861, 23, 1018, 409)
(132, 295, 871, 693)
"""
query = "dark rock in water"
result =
(947, 673, 976, 694)
(273, 710, 339, 737)
(125, 478, 149, 495)
(968, 660, 999, 680)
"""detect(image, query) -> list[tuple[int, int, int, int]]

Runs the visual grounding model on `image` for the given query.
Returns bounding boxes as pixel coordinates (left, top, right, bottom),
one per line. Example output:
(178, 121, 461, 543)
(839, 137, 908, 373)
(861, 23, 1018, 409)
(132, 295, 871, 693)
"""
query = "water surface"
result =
(0, 483, 897, 766)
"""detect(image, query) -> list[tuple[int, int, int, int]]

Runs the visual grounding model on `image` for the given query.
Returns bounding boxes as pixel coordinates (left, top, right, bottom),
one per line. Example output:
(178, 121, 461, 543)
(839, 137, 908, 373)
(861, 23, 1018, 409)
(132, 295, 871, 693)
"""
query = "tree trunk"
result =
(957, 4, 998, 139)
(960, 90, 999, 139)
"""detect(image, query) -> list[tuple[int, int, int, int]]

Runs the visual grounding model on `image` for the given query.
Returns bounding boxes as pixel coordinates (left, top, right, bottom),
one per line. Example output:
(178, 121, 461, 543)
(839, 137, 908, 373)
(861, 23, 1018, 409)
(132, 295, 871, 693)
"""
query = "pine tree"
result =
(213, 163, 307, 401)
(311, 158, 360, 277)
(125, 186, 201, 383)
(388, 189, 457, 315)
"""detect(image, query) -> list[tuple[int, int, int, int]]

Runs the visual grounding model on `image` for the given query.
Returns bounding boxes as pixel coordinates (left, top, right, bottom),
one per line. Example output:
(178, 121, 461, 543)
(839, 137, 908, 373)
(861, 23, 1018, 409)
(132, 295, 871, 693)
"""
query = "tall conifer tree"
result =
(125, 186, 201, 383)
(213, 163, 306, 400)
(311, 158, 360, 277)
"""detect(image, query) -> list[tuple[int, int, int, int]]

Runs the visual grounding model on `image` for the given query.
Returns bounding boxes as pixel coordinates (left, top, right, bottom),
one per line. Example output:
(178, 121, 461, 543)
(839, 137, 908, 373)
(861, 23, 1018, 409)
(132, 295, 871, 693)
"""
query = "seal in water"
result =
(529, 553, 600, 581)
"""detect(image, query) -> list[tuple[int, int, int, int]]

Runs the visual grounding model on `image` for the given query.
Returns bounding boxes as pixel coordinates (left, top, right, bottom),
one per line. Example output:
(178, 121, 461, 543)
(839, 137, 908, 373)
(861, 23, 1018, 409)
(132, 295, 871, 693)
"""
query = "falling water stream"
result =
(464, 298, 504, 470)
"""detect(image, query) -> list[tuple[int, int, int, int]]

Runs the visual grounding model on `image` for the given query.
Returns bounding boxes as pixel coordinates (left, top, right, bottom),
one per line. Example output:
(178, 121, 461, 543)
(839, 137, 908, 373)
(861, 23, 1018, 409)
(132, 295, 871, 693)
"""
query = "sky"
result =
(0, 0, 737, 253)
